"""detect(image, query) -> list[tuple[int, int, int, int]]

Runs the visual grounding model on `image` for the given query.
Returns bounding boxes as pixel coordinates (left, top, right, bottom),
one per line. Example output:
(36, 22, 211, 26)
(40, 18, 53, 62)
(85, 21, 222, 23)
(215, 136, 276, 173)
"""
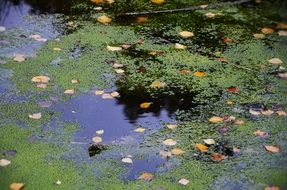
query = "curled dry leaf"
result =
(138, 172, 154, 181)
(234, 119, 245, 125)
(194, 71, 206, 77)
(110, 91, 120, 97)
(64, 89, 74, 95)
(122, 157, 133, 164)
(115, 69, 125, 74)
(278, 72, 287, 79)
(140, 102, 152, 109)
(28, 112, 42, 120)
(96, 130, 104, 135)
(171, 148, 185, 156)
(166, 124, 177, 130)
(178, 178, 190, 185)
(159, 150, 172, 158)
(195, 143, 209, 152)
(107, 45, 122, 52)
(249, 109, 261, 116)
(227, 86, 239, 93)
(261, 109, 274, 116)
(97, 15, 112, 24)
(276, 110, 287, 116)
(136, 16, 148, 23)
(150, 80, 166, 88)
(175, 43, 187, 50)
(211, 153, 226, 161)
(31, 76, 50, 83)
(254, 130, 268, 138)
(268, 58, 283, 65)
(204, 139, 215, 145)
(10, 183, 24, 190)
(208, 116, 223, 123)
(134, 127, 146, 133)
(179, 31, 194, 38)
(92, 136, 102, 144)
(13, 54, 25, 62)
(0, 159, 11, 167)
(94, 90, 104, 95)
(102, 93, 113, 99)
(264, 145, 280, 153)
(261, 27, 274, 34)
(162, 139, 177, 146)
(253, 33, 265, 39)
(150, 0, 165, 4)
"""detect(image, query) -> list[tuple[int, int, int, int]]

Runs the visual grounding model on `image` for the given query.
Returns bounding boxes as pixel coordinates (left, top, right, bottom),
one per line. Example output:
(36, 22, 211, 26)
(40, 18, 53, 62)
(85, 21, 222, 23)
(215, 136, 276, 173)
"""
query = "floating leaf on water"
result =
(195, 143, 208, 152)
(53, 47, 62, 51)
(261, 109, 274, 116)
(166, 124, 177, 130)
(278, 30, 287, 36)
(107, 45, 122, 51)
(140, 102, 152, 109)
(171, 148, 185, 156)
(211, 153, 226, 161)
(264, 145, 280, 153)
(0, 159, 11, 167)
(159, 150, 172, 158)
(254, 130, 268, 138)
(64, 89, 74, 95)
(276, 110, 287, 116)
(94, 90, 105, 95)
(261, 27, 274, 34)
(178, 178, 190, 185)
(208, 116, 223, 123)
(150, 0, 165, 4)
(71, 79, 78, 84)
(194, 71, 206, 77)
(162, 139, 177, 146)
(136, 16, 148, 23)
(115, 69, 125, 74)
(234, 119, 245, 125)
(268, 58, 283, 65)
(13, 54, 25, 62)
(278, 72, 287, 79)
(226, 86, 239, 93)
(134, 127, 146, 133)
(253, 33, 265, 39)
(97, 15, 112, 24)
(92, 136, 102, 144)
(28, 112, 42, 120)
(138, 172, 154, 181)
(150, 80, 166, 88)
(31, 76, 50, 83)
(179, 31, 194, 38)
(110, 91, 120, 97)
(175, 43, 187, 50)
(96, 130, 104, 135)
(249, 109, 261, 116)
(102, 93, 113, 99)
(121, 157, 133, 164)
(203, 139, 215, 145)
(10, 183, 24, 190)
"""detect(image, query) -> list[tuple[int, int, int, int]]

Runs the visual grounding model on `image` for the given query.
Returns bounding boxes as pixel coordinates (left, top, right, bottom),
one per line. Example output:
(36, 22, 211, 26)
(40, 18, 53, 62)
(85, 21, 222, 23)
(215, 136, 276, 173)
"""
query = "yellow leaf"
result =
(179, 31, 194, 38)
(166, 124, 177, 129)
(194, 71, 206, 77)
(134, 127, 146, 133)
(28, 112, 42, 120)
(171, 148, 185, 156)
(208, 116, 223, 123)
(110, 91, 120, 97)
(91, 0, 103, 4)
(107, 45, 122, 51)
(175, 43, 187, 50)
(10, 183, 24, 190)
(276, 110, 287, 116)
(31, 76, 50, 83)
(64, 89, 74, 95)
(264, 145, 280, 153)
(138, 172, 154, 181)
(253, 33, 265, 39)
(53, 47, 62, 51)
(97, 15, 112, 24)
(150, 80, 166, 88)
(261, 109, 274, 116)
(150, 0, 165, 4)
(162, 139, 177, 146)
(195, 143, 208, 152)
(140, 102, 152, 109)
(94, 90, 105, 95)
(136, 16, 148, 23)
(13, 54, 25, 62)
(92, 136, 102, 143)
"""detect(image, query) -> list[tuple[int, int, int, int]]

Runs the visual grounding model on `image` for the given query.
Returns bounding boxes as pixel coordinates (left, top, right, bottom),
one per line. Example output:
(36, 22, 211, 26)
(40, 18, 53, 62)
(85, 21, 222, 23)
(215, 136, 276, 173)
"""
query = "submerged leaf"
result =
(140, 102, 152, 109)
(102, 93, 113, 99)
(97, 15, 112, 24)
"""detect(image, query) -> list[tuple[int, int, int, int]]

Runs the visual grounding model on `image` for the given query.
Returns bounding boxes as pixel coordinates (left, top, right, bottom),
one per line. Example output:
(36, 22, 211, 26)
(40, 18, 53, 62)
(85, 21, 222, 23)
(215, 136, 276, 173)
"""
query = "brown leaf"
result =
(136, 16, 148, 23)
(226, 86, 239, 93)
(264, 145, 280, 153)
(276, 110, 287, 116)
(261, 27, 275, 34)
(253, 33, 265, 39)
(277, 23, 287, 29)
(278, 30, 287, 36)
(211, 153, 226, 161)
(121, 44, 131, 49)
(264, 186, 281, 190)
(195, 143, 208, 152)
(261, 109, 274, 116)
(140, 102, 152, 109)
(223, 37, 233, 43)
(91, 0, 103, 4)
(268, 58, 283, 65)
(138, 172, 154, 181)
(10, 183, 24, 190)
(234, 119, 245, 125)
(278, 72, 287, 79)
(97, 15, 112, 25)
(179, 69, 191, 74)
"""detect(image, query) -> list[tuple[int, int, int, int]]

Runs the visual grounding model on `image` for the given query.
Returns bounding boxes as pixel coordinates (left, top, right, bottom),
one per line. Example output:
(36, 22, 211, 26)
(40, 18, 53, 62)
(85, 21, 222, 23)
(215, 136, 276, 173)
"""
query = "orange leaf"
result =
(136, 16, 148, 23)
(211, 153, 226, 161)
(223, 37, 233, 43)
(10, 183, 24, 190)
(138, 172, 154, 181)
(254, 130, 268, 138)
(150, 0, 165, 4)
(277, 23, 287, 29)
(261, 27, 274, 34)
(264, 186, 281, 190)
(91, 0, 103, 4)
(31, 76, 50, 83)
(194, 71, 206, 77)
(195, 143, 209, 152)
(264, 145, 280, 153)
(97, 15, 112, 25)
(140, 102, 152, 109)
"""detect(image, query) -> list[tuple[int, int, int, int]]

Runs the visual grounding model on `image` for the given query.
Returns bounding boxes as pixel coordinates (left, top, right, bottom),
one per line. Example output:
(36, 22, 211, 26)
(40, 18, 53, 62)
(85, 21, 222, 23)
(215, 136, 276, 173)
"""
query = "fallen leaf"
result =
(92, 136, 102, 144)
(278, 30, 287, 36)
(110, 91, 120, 97)
(0, 159, 11, 167)
(179, 69, 191, 74)
(276, 110, 287, 116)
(204, 12, 216, 18)
(249, 109, 261, 116)
(226, 86, 239, 93)
(71, 79, 78, 84)
(254, 130, 268, 138)
(208, 116, 223, 123)
(253, 33, 265, 39)
(140, 102, 152, 109)
(268, 58, 283, 65)
(94, 90, 104, 95)
(107, 45, 122, 51)
(194, 71, 206, 77)
(195, 143, 209, 152)
(211, 153, 226, 161)
(105, 0, 114, 4)
(55, 180, 62, 185)
(162, 139, 177, 146)
(122, 157, 133, 164)
(171, 148, 185, 156)
(226, 100, 234, 105)
(10, 183, 24, 190)
(218, 57, 227, 62)
(166, 124, 177, 130)
(178, 178, 190, 185)
(179, 31, 194, 38)
(113, 63, 124, 68)
(150, 80, 166, 88)
(91, 0, 103, 4)
(0, 26, 6, 32)
(159, 150, 172, 158)
(264, 145, 280, 153)
(175, 43, 187, 50)
(97, 15, 112, 24)
(53, 47, 62, 51)
(96, 130, 104, 135)
(134, 127, 146, 133)
(29, 34, 47, 42)
(223, 37, 233, 43)
(204, 139, 215, 145)
(64, 89, 74, 95)
(261, 27, 274, 34)
(36, 83, 47, 89)
(13, 54, 25, 62)
(277, 23, 287, 29)
(28, 112, 42, 120)
(31, 76, 50, 83)
(102, 93, 113, 99)
(138, 172, 154, 181)
(278, 72, 287, 79)
(233, 147, 241, 153)
(234, 119, 245, 125)
(121, 44, 131, 49)
(264, 186, 281, 190)
(115, 69, 125, 74)
(136, 16, 148, 23)
(150, 0, 165, 4)
(199, 4, 208, 8)
(261, 109, 274, 116)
